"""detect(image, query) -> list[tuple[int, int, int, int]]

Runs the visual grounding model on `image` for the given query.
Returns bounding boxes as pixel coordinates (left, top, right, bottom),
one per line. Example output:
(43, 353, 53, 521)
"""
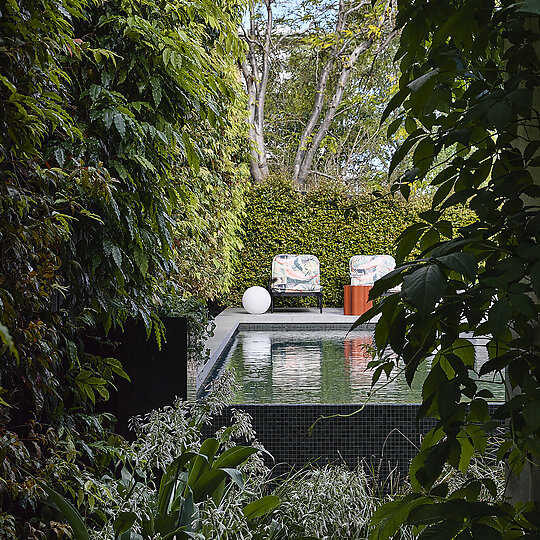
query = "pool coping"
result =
(196, 307, 379, 391)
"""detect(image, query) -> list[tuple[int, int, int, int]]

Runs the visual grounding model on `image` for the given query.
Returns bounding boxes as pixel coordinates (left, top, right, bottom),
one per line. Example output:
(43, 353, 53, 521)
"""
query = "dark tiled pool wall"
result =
(204, 403, 436, 477)
(238, 323, 377, 331)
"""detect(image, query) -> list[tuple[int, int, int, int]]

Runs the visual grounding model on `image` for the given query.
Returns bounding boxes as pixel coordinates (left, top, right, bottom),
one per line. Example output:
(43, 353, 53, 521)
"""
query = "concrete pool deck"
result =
(197, 306, 379, 390)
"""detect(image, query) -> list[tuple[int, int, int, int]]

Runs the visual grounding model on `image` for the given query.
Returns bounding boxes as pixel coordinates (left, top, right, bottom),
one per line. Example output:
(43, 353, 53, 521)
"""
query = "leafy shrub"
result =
(158, 281, 216, 368)
(364, 0, 540, 536)
(221, 177, 475, 307)
(37, 371, 281, 540)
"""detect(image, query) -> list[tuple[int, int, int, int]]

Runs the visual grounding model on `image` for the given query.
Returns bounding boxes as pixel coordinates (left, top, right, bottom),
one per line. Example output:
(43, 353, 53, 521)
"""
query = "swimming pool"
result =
(219, 329, 505, 404)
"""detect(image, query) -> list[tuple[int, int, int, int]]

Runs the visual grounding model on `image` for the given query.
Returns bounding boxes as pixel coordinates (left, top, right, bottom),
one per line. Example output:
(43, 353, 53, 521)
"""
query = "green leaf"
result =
(430, 482, 449, 498)
(150, 76, 162, 107)
(0, 74, 17, 93)
(0, 322, 18, 359)
(113, 512, 137, 538)
(435, 220, 453, 240)
(380, 86, 410, 125)
(469, 399, 488, 422)
(389, 130, 423, 176)
(191, 469, 227, 502)
(451, 339, 475, 367)
(488, 299, 511, 339)
(407, 69, 440, 92)
(349, 292, 398, 332)
(103, 109, 114, 129)
(213, 446, 259, 469)
(114, 113, 126, 136)
(39, 482, 91, 540)
(517, 0, 540, 14)
(242, 495, 280, 520)
(220, 467, 244, 491)
(111, 245, 122, 268)
(433, 175, 455, 207)
(418, 521, 464, 540)
(407, 501, 463, 525)
(523, 399, 540, 431)
(413, 137, 435, 177)
(419, 228, 440, 253)
(436, 253, 477, 281)
(54, 147, 65, 167)
(188, 438, 219, 488)
(182, 133, 200, 174)
(369, 494, 425, 540)
(470, 523, 502, 540)
(530, 261, 540, 297)
(387, 117, 402, 138)
(487, 99, 512, 132)
(180, 491, 196, 528)
(508, 293, 536, 318)
(405, 116, 417, 134)
(458, 436, 475, 473)
(396, 223, 429, 263)
(465, 424, 487, 454)
(403, 264, 447, 313)
(134, 249, 149, 276)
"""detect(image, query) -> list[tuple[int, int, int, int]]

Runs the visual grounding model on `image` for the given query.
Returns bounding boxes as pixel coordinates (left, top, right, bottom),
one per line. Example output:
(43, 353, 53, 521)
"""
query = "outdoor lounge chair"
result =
(269, 254, 323, 313)
(349, 255, 399, 291)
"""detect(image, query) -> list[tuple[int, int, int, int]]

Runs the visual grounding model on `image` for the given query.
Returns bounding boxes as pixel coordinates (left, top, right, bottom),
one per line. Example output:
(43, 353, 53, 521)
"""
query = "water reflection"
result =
(225, 331, 505, 404)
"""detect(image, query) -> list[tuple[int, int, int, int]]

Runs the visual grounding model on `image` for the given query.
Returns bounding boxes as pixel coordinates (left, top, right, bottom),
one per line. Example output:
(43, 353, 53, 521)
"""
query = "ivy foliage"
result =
(222, 177, 474, 308)
(173, 100, 251, 300)
(362, 0, 540, 537)
(0, 0, 248, 536)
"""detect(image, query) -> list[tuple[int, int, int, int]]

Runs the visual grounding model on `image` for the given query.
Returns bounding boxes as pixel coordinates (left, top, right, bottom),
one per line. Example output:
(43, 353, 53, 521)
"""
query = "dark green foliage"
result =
(158, 282, 216, 364)
(0, 0, 248, 536)
(172, 101, 251, 300)
(222, 177, 474, 307)
(366, 0, 540, 537)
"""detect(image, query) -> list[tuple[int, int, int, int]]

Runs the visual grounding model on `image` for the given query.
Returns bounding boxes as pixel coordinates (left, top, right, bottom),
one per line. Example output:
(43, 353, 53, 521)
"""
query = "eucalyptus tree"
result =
(289, 0, 396, 188)
(241, 0, 273, 182)
(265, 38, 401, 189)
(360, 0, 540, 536)
(242, 0, 397, 188)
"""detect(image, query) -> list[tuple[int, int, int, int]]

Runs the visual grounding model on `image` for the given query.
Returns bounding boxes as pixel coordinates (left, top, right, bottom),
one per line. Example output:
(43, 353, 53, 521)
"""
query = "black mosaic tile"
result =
(203, 403, 500, 480)
(203, 403, 435, 478)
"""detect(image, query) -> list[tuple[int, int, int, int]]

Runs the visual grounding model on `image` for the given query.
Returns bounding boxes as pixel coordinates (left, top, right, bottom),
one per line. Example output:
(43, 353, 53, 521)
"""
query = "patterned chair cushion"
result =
(349, 255, 396, 286)
(271, 254, 322, 292)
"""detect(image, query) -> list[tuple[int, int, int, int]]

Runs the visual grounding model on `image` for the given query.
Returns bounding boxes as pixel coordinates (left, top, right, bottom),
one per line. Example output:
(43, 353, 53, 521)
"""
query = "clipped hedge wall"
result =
(221, 178, 474, 308)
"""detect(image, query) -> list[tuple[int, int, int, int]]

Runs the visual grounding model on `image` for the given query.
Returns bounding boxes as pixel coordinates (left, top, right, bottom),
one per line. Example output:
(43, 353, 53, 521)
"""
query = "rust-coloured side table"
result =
(343, 285, 372, 316)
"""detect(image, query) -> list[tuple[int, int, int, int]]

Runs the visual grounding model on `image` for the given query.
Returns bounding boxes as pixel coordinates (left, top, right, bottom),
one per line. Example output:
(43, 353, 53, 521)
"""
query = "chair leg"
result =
(319, 293, 322, 313)
(270, 293, 274, 313)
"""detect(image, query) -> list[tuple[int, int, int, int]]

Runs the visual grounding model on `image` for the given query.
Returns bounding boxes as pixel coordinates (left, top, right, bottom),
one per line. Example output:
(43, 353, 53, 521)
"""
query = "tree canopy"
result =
(242, 0, 400, 189)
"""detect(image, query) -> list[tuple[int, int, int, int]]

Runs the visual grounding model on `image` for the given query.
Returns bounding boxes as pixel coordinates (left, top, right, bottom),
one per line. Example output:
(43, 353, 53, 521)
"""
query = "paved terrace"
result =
(197, 307, 379, 392)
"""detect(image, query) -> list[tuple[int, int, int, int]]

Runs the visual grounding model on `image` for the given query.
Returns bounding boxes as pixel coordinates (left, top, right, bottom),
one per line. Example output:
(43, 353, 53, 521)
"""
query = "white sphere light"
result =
(242, 286, 271, 314)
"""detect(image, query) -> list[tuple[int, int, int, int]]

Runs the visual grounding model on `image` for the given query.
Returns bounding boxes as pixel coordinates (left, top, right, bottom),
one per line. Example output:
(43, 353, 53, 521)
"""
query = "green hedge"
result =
(221, 178, 475, 308)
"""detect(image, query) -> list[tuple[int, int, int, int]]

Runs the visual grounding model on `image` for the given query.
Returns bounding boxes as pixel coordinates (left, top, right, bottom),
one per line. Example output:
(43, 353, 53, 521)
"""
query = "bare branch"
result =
(309, 170, 339, 180)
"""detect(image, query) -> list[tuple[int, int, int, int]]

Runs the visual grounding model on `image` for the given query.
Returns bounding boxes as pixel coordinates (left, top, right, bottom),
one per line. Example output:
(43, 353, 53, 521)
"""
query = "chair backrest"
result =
(349, 255, 396, 286)
(271, 254, 321, 292)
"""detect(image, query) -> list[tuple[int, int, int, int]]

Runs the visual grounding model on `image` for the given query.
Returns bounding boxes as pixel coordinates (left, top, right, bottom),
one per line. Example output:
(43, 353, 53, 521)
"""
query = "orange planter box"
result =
(343, 285, 372, 316)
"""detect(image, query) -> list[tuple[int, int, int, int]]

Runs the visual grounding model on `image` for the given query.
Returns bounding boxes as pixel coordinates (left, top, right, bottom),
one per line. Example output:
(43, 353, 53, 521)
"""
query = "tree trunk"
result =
(291, 0, 393, 190)
(241, 0, 272, 183)
(295, 38, 374, 187)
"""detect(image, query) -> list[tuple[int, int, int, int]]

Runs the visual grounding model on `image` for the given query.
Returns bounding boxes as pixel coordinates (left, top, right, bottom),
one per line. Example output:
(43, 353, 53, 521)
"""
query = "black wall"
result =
(88, 317, 187, 437)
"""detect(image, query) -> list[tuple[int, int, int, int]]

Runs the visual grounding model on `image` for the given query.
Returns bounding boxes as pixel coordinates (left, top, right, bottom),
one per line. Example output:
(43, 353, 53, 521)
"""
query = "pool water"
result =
(223, 330, 505, 404)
